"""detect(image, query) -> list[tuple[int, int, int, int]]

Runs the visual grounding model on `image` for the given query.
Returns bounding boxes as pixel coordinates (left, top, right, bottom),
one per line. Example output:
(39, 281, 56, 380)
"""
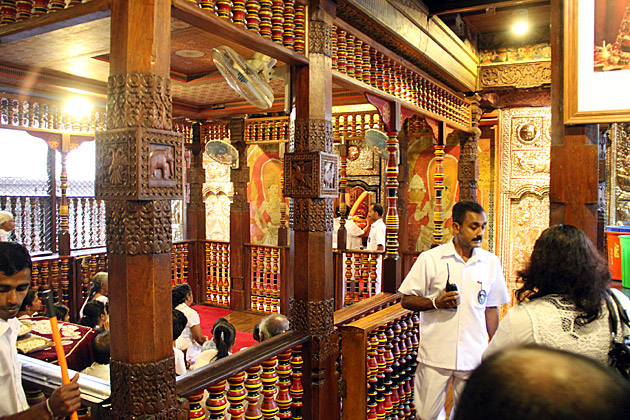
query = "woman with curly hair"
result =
(485, 224, 630, 363)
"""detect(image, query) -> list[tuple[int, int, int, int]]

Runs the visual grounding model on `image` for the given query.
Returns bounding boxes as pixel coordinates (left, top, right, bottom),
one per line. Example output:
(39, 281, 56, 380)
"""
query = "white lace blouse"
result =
(485, 289, 630, 364)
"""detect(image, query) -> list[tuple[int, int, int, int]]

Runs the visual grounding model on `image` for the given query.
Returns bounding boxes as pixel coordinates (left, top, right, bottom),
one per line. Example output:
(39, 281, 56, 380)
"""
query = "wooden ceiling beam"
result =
(428, 0, 548, 16)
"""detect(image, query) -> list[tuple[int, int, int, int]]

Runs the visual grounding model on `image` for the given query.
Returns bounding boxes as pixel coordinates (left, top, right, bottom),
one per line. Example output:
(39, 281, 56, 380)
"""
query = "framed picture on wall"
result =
(564, 0, 630, 124)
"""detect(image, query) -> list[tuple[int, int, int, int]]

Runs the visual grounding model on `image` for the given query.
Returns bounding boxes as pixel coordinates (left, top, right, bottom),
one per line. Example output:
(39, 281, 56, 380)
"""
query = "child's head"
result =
(172, 309, 187, 342)
(54, 303, 69, 322)
(213, 319, 236, 360)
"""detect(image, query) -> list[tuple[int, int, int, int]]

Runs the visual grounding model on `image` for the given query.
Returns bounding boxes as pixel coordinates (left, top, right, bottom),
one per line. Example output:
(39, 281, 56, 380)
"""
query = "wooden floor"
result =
(223, 310, 267, 334)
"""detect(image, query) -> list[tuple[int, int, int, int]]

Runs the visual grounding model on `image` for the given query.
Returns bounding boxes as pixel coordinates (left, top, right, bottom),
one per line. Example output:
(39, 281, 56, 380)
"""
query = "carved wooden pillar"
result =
(186, 122, 207, 303)
(278, 143, 289, 247)
(382, 104, 401, 293)
(337, 143, 348, 250)
(459, 94, 481, 202)
(95, 0, 187, 418)
(229, 117, 251, 311)
(550, 0, 600, 244)
(285, 1, 340, 418)
(58, 143, 71, 256)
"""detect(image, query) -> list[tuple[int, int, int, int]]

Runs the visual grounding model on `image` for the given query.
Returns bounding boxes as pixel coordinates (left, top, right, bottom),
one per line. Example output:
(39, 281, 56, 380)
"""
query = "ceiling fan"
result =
(204, 138, 239, 169)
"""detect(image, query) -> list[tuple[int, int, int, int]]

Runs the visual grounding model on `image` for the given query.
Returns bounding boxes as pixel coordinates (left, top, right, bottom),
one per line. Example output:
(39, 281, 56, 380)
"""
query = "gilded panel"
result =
(496, 107, 551, 311)
(607, 123, 630, 224)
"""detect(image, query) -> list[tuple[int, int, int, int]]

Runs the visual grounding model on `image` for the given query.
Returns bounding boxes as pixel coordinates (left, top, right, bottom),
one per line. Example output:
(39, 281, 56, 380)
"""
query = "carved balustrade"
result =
(247, 243, 285, 314)
(172, 241, 192, 285)
(332, 25, 470, 130)
(205, 240, 231, 306)
(177, 330, 310, 420)
(339, 303, 419, 420)
(245, 116, 290, 144)
(201, 121, 230, 143)
(0, 94, 106, 132)
(332, 249, 383, 308)
(66, 197, 106, 250)
(333, 110, 385, 142)
(1, 195, 53, 253)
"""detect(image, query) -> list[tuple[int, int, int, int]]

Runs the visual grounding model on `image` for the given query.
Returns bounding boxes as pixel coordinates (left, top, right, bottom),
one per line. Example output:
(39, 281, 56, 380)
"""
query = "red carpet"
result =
(194, 305, 258, 352)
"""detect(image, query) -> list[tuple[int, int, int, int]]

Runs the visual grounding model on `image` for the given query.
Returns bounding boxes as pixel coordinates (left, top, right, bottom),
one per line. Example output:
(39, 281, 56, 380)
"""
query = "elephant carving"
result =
(149, 147, 174, 179)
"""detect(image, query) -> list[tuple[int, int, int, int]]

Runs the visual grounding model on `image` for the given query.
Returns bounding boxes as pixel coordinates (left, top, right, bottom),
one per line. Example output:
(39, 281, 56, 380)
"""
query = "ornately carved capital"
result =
(291, 198, 334, 231)
(289, 297, 335, 340)
(107, 73, 172, 130)
(309, 20, 332, 57)
(479, 61, 552, 90)
(293, 118, 333, 152)
(106, 200, 172, 255)
(284, 152, 338, 198)
(110, 357, 187, 420)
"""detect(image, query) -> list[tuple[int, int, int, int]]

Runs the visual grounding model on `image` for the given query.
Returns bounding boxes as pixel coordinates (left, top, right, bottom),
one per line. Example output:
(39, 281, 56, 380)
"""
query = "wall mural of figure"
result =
(406, 136, 460, 252)
(203, 154, 232, 242)
(248, 145, 287, 245)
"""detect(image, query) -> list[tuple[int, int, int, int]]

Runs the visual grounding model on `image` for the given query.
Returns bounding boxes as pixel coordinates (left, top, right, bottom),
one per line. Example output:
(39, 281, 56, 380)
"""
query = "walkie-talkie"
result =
(445, 264, 458, 292)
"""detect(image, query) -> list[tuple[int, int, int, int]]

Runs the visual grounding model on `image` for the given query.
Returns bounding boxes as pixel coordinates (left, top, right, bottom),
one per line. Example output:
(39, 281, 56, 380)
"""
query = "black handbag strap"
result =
(606, 290, 630, 339)
(610, 291, 630, 327)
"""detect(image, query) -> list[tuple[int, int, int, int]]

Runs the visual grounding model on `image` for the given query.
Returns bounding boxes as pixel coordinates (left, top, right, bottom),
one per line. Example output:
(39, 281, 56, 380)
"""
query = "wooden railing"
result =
(246, 243, 287, 314)
(333, 248, 384, 309)
(205, 240, 230, 306)
(177, 331, 310, 419)
(339, 303, 419, 420)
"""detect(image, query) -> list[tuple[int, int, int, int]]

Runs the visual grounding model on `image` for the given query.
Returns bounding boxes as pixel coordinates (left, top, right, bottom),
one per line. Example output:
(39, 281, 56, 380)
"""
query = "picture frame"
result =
(564, 0, 630, 124)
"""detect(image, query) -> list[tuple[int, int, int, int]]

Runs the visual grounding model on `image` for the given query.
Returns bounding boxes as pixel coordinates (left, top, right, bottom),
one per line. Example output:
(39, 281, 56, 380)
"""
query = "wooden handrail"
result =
(244, 243, 289, 250)
(334, 292, 402, 327)
(176, 330, 310, 397)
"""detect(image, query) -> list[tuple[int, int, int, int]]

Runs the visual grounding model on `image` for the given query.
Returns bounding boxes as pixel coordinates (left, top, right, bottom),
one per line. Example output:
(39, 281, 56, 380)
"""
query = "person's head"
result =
(259, 314, 289, 341)
(253, 321, 261, 342)
(452, 200, 486, 252)
(172, 283, 193, 308)
(172, 309, 187, 342)
(368, 203, 384, 223)
(54, 303, 70, 322)
(516, 224, 610, 323)
(18, 288, 41, 316)
(0, 242, 32, 321)
(213, 319, 236, 360)
(88, 272, 108, 300)
(0, 211, 15, 232)
(454, 346, 630, 420)
(92, 330, 111, 365)
(79, 300, 107, 329)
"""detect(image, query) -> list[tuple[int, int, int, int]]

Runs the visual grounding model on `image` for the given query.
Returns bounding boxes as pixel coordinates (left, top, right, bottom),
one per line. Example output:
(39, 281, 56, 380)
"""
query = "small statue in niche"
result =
(105, 147, 128, 185)
(149, 147, 174, 179)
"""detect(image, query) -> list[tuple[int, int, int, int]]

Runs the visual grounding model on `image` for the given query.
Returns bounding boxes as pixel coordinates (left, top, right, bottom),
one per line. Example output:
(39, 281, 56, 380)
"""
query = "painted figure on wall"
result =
(406, 136, 460, 252)
(248, 145, 286, 245)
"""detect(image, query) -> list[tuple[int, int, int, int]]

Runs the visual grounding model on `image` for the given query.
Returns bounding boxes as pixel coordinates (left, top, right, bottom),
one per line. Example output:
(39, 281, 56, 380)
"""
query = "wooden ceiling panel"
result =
(171, 76, 287, 107)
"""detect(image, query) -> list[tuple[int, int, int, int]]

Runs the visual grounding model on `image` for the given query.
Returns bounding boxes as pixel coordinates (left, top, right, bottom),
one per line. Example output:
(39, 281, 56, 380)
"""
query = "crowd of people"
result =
(3, 201, 630, 418)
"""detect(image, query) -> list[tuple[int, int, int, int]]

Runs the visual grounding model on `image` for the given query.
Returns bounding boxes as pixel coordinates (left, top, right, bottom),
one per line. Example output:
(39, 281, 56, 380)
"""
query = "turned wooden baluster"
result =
(60, 258, 70, 307)
(369, 253, 378, 297)
(188, 391, 206, 420)
(353, 253, 362, 303)
(271, 0, 284, 44)
(290, 345, 303, 420)
(344, 253, 353, 306)
(272, 247, 280, 313)
(16, 0, 31, 21)
(232, 0, 245, 25)
(244, 365, 263, 420)
(260, 356, 279, 419)
(227, 371, 247, 420)
(1, 1, 17, 24)
(293, 5, 305, 54)
(367, 333, 379, 419)
(245, 0, 260, 32)
(282, 0, 295, 49)
(363, 43, 372, 85)
(258, 0, 272, 38)
(376, 326, 388, 419)
(336, 29, 347, 73)
(206, 379, 228, 419)
(251, 246, 259, 310)
(216, 0, 232, 18)
(31, 262, 40, 291)
(345, 34, 355, 77)
(200, 0, 215, 11)
(50, 260, 60, 302)
(386, 322, 399, 419)
(276, 349, 293, 418)
(354, 38, 363, 81)
(264, 247, 272, 313)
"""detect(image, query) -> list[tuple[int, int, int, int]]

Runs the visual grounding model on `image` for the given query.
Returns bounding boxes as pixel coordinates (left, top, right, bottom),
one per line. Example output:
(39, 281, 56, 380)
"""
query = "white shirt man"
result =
(366, 204, 386, 294)
(399, 201, 510, 420)
(333, 216, 364, 249)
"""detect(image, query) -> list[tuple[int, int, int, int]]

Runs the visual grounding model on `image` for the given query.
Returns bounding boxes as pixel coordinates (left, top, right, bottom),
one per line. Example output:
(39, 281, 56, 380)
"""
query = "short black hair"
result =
(93, 330, 111, 364)
(19, 289, 37, 311)
(79, 300, 106, 329)
(370, 203, 384, 217)
(454, 346, 630, 420)
(54, 303, 69, 321)
(172, 284, 192, 308)
(452, 200, 485, 224)
(0, 242, 32, 276)
(172, 309, 187, 341)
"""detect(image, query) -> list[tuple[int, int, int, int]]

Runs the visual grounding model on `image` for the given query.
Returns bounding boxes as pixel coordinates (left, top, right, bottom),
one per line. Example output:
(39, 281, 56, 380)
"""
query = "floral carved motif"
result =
(309, 20, 332, 57)
(289, 297, 335, 339)
(95, 127, 183, 200)
(293, 118, 333, 152)
(479, 62, 552, 89)
(291, 198, 334, 232)
(110, 357, 187, 419)
(106, 200, 172, 255)
(107, 73, 172, 130)
(284, 152, 338, 198)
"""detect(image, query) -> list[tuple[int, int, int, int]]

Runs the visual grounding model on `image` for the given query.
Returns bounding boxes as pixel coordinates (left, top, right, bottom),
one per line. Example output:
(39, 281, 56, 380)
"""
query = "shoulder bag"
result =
(605, 290, 630, 380)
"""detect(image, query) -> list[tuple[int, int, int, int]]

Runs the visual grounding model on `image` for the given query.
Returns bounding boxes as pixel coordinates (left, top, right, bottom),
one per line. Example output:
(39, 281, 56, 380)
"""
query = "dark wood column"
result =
(285, 1, 340, 418)
(186, 123, 208, 303)
(95, 0, 186, 418)
(550, 0, 600, 244)
(229, 117, 251, 311)
(459, 94, 481, 202)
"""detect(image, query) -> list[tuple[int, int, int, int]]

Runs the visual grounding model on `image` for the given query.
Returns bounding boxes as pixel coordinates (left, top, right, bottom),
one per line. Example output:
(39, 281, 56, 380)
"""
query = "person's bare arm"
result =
(401, 291, 460, 312)
(190, 324, 207, 346)
(485, 306, 500, 339)
(1, 374, 81, 420)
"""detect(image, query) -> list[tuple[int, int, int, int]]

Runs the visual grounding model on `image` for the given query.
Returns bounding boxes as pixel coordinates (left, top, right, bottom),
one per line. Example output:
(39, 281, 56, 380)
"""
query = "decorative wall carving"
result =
(293, 118, 333, 152)
(289, 297, 335, 339)
(110, 357, 187, 419)
(479, 62, 552, 89)
(607, 123, 630, 224)
(107, 73, 172, 130)
(496, 107, 551, 309)
(459, 95, 481, 201)
(291, 198, 334, 231)
(95, 127, 183, 200)
(106, 200, 172, 255)
(284, 151, 338, 198)
(309, 20, 332, 57)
